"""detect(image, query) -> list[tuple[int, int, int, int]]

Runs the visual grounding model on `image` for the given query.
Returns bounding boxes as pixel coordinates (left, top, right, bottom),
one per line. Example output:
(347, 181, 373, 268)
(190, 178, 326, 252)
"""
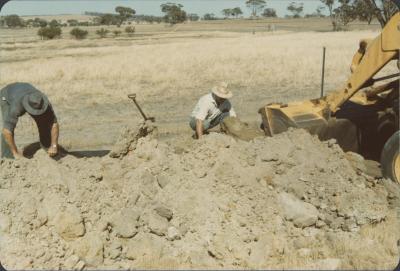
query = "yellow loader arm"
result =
(259, 12, 400, 137)
(326, 12, 400, 113)
(259, 6, 400, 183)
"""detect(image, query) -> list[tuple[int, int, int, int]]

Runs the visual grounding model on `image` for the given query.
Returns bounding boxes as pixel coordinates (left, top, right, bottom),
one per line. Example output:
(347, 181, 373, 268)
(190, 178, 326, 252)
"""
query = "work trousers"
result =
(189, 112, 230, 132)
(0, 95, 13, 159)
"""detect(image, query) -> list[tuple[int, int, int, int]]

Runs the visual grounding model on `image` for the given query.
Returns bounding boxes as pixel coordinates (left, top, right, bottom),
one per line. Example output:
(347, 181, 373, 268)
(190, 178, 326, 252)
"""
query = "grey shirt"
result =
(1, 82, 57, 133)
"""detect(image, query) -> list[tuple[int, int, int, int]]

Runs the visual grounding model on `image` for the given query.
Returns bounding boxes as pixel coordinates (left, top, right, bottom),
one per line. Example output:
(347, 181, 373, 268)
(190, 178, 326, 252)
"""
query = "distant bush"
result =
(67, 19, 79, 27)
(96, 14, 120, 26)
(37, 26, 62, 40)
(31, 18, 48, 27)
(70, 27, 88, 39)
(96, 28, 109, 38)
(203, 13, 218, 20)
(4, 14, 25, 28)
(125, 26, 135, 36)
(49, 19, 61, 28)
(78, 21, 90, 27)
(113, 30, 122, 37)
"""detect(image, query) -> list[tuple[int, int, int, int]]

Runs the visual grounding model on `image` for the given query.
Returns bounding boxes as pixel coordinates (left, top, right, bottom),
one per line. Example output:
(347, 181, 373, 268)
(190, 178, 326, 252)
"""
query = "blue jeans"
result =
(189, 112, 230, 132)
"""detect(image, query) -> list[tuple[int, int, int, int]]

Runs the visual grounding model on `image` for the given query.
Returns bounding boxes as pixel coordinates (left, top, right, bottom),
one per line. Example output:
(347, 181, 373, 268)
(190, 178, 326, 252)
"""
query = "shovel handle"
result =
(128, 94, 137, 100)
(127, 93, 155, 122)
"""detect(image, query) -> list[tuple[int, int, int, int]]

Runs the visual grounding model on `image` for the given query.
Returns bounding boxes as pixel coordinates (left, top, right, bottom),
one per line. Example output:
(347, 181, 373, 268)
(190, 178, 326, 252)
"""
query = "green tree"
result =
(49, 19, 60, 27)
(161, 3, 187, 24)
(97, 14, 120, 25)
(96, 28, 109, 38)
(115, 6, 136, 26)
(287, 2, 304, 18)
(320, 0, 338, 30)
(262, 8, 277, 17)
(321, 0, 358, 30)
(334, 0, 357, 29)
(222, 8, 233, 18)
(33, 18, 48, 27)
(4, 14, 24, 28)
(232, 7, 243, 18)
(364, 0, 399, 27)
(70, 27, 88, 39)
(38, 26, 62, 40)
(246, 0, 266, 17)
(203, 13, 217, 20)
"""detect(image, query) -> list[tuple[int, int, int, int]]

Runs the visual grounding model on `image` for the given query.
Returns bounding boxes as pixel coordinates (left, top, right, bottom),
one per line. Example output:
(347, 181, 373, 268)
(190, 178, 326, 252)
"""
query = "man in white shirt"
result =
(190, 82, 236, 139)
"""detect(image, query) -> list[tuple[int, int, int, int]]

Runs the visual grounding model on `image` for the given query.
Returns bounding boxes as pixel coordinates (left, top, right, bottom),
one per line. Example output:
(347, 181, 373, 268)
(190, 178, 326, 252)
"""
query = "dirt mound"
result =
(109, 120, 157, 158)
(0, 127, 399, 270)
(220, 117, 264, 141)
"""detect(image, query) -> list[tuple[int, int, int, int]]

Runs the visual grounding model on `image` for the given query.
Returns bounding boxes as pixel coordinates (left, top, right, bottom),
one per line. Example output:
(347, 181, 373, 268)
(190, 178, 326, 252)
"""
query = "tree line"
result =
(1, 0, 398, 31)
(320, 0, 398, 30)
(36, 25, 136, 40)
(245, 0, 398, 22)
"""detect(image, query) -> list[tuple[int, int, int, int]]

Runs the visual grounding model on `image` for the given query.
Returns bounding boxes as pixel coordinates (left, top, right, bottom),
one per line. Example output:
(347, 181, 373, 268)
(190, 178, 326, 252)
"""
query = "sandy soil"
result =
(0, 123, 399, 270)
(0, 22, 399, 269)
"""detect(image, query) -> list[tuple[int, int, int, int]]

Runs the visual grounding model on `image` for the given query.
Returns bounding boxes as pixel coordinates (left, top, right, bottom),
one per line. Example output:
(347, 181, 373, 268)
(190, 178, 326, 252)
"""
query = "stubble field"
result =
(0, 19, 395, 150)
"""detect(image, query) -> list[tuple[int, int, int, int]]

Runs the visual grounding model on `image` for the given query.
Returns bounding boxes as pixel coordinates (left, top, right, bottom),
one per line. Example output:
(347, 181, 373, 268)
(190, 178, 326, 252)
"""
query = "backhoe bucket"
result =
(259, 100, 330, 137)
(259, 99, 359, 153)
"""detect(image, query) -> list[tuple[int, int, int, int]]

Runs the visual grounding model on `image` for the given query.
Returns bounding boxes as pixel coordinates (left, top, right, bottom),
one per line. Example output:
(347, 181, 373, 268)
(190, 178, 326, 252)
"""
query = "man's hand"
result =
(12, 150, 24, 160)
(3, 128, 20, 158)
(48, 144, 58, 157)
(49, 122, 59, 157)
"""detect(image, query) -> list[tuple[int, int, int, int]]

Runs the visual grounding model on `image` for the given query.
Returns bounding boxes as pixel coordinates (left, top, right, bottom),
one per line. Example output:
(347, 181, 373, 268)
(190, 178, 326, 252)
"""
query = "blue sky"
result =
(0, 0, 329, 17)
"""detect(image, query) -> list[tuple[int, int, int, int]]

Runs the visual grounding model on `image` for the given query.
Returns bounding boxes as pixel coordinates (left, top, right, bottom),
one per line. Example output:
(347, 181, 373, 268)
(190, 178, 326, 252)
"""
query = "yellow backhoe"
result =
(259, 5, 400, 183)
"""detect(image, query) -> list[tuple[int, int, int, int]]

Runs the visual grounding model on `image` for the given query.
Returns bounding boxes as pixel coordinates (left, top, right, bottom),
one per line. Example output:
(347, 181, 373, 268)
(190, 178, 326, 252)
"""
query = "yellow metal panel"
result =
(261, 101, 328, 136)
(382, 13, 400, 51)
(326, 12, 399, 113)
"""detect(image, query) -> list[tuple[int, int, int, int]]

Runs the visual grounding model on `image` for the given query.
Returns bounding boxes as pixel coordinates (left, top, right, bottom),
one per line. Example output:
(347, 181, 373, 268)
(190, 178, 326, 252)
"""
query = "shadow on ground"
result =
(22, 142, 110, 160)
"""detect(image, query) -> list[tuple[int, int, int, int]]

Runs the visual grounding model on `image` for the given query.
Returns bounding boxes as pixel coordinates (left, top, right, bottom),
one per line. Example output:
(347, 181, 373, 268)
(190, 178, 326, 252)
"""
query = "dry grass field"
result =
(0, 19, 396, 150)
(0, 19, 399, 269)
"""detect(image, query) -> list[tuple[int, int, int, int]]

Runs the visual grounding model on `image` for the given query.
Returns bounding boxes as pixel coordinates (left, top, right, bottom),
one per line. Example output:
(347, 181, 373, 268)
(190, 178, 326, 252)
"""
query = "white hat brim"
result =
(212, 86, 233, 99)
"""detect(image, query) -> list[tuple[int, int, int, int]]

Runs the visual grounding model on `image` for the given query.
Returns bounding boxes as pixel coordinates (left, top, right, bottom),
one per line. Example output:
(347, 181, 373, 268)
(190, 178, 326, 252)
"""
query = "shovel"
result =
(127, 94, 155, 122)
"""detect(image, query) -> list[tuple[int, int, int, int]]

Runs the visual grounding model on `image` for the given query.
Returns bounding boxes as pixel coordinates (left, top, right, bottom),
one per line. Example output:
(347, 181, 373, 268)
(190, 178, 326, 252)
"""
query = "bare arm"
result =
(196, 119, 203, 139)
(2, 128, 20, 157)
(50, 122, 59, 146)
(48, 122, 59, 157)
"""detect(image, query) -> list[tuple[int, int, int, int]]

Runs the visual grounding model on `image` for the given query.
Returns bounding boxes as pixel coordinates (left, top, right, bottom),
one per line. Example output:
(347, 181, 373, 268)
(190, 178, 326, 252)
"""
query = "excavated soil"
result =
(0, 123, 399, 270)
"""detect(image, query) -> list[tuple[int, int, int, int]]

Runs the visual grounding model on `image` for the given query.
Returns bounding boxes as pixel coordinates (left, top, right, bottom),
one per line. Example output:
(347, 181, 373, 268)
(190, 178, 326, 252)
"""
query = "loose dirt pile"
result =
(0, 125, 399, 270)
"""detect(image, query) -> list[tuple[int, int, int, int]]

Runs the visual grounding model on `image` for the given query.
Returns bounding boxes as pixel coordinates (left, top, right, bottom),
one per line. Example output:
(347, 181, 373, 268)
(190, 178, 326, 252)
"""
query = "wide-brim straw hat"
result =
(22, 92, 49, 116)
(211, 82, 233, 99)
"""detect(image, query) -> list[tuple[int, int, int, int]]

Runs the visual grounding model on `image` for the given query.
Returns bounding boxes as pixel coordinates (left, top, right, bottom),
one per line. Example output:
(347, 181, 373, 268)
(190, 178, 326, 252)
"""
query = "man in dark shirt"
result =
(0, 82, 59, 159)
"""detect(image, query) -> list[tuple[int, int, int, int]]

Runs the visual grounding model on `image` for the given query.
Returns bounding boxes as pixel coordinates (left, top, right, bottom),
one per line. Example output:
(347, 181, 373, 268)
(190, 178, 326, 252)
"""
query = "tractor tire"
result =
(381, 130, 400, 184)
